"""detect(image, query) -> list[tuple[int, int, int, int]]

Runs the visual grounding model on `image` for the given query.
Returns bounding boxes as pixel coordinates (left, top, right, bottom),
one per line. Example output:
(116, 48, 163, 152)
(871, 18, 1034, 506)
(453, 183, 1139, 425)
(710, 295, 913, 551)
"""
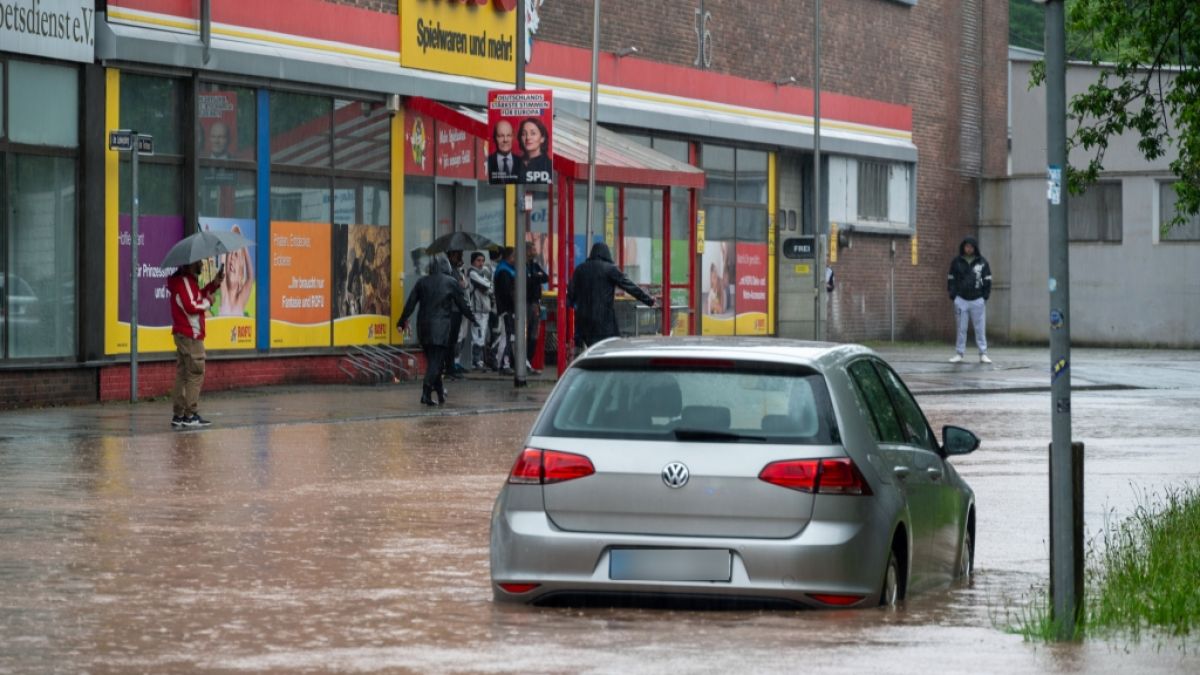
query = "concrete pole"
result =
(514, 1, 528, 387)
(812, 0, 822, 340)
(585, 0, 601, 250)
(1045, 0, 1081, 640)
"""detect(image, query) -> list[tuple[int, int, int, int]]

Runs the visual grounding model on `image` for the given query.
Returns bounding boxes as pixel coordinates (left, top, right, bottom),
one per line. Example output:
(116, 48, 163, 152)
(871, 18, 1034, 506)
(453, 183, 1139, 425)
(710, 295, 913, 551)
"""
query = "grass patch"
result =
(1007, 482, 1200, 642)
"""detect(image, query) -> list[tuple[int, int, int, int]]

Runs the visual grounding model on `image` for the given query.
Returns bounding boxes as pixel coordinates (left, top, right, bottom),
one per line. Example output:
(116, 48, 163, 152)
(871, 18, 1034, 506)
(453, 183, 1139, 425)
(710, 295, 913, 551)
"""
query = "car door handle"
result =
(894, 466, 911, 480)
(927, 467, 943, 481)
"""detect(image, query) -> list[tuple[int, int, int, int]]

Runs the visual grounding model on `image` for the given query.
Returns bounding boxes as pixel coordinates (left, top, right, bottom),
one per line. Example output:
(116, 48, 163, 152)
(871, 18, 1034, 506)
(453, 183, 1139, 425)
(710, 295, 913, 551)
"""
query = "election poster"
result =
(487, 89, 553, 185)
(270, 221, 332, 348)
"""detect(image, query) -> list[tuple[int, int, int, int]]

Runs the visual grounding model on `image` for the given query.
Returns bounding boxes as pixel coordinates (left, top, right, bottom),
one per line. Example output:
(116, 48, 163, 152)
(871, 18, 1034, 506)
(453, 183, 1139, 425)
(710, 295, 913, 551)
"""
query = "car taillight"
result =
(759, 457, 872, 495)
(507, 448, 595, 485)
(498, 582, 541, 594)
(809, 593, 865, 606)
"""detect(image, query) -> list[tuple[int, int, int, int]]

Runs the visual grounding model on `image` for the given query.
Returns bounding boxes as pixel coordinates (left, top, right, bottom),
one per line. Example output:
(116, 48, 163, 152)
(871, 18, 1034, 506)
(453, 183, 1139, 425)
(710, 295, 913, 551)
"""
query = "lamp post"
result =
(1039, 0, 1082, 640)
(812, 0, 823, 340)
(585, 0, 601, 250)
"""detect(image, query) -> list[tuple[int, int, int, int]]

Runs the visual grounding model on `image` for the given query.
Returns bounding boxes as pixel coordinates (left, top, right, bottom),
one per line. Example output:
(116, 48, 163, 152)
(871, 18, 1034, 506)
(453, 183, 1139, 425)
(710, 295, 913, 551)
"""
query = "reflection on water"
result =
(1, 392, 1198, 673)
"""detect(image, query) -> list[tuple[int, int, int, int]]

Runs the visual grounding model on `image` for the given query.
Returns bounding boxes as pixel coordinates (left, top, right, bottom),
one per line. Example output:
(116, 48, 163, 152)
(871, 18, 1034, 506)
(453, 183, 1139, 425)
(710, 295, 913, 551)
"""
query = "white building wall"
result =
(1002, 58, 1200, 347)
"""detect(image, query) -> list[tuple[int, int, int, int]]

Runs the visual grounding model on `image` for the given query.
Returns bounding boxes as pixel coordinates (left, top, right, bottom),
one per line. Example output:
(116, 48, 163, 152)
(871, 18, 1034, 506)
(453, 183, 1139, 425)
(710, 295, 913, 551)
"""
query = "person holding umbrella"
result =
(397, 254, 479, 406)
(168, 260, 223, 428)
(160, 228, 253, 428)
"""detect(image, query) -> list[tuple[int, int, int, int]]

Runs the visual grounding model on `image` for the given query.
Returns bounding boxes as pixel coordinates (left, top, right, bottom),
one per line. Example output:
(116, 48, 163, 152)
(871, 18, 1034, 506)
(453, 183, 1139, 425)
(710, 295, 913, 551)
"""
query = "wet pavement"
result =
(2, 344, 1199, 673)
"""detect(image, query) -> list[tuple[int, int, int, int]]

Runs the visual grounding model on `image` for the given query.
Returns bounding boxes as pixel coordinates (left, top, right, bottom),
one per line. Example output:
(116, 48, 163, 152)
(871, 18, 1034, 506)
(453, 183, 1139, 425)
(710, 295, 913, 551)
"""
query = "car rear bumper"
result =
(490, 491, 892, 609)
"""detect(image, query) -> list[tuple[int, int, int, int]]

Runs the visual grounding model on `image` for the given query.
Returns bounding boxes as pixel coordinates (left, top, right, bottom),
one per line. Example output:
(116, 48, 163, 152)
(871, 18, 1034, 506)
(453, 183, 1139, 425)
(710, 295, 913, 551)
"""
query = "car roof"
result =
(575, 336, 876, 371)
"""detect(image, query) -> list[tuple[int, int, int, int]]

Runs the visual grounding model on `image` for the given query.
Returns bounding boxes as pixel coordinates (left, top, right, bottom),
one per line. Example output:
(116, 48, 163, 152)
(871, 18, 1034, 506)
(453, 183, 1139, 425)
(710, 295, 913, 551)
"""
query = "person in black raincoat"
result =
(567, 242, 655, 349)
(397, 254, 478, 405)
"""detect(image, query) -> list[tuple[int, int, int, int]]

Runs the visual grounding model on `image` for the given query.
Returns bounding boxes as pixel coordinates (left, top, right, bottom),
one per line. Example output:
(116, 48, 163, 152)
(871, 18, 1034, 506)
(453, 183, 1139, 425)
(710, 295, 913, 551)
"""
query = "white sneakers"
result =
(951, 353, 992, 364)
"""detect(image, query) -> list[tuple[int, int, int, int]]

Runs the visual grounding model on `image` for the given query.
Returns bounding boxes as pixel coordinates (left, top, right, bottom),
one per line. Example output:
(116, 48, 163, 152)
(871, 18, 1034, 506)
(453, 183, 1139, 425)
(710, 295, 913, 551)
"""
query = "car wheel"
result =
(879, 550, 900, 608)
(958, 530, 973, 580)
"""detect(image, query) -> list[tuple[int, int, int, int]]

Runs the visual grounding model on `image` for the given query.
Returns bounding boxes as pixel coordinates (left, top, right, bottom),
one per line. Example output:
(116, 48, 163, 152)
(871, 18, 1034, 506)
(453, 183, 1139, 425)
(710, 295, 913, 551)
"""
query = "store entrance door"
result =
(775, 152, 819, 339)
(435, 182, 477, 239)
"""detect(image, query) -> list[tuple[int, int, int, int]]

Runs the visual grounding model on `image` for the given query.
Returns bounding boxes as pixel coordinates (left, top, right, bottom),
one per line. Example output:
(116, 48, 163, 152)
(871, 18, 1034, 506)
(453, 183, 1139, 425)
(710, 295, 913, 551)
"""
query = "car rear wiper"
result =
(673, 428, 767, 442)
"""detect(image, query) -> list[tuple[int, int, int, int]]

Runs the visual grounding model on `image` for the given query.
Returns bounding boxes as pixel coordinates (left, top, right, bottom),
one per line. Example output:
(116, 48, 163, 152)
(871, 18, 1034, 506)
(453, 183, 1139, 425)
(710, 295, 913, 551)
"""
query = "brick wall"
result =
(0, 369, 98, 409)
(536, 0, 1008, 343)
(96, 355, 397, 402)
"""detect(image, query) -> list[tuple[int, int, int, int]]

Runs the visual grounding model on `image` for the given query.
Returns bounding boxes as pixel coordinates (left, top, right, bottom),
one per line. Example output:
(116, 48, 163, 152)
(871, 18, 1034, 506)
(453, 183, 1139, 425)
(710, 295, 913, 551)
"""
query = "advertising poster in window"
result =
(199, 217, 256, 350)
(487, 89, 553, 185)
(270, 221, 331, 347)
(404, 108, 434, 177)
(734, 241, 769, 335)
(701, 240, 735, 335)
(107, 214, 184, 353)
(332, 224, 391, 346)
(198, 90, 239, 160)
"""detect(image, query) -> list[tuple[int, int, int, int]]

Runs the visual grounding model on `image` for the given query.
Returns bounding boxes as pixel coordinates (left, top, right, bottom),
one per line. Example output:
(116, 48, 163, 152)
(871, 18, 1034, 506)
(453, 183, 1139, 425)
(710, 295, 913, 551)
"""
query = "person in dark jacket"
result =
(492, 247, 517, 373)
(567, 242, 655, 349)
(525, 244, 550, 374)
(397, 254, 478, 405)
(947, 236, 992, 364)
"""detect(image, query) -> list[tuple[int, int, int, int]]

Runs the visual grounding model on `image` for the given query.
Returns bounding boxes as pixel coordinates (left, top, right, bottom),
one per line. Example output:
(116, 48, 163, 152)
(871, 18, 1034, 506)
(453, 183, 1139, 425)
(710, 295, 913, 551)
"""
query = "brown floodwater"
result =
(1, 386, 1199, 673)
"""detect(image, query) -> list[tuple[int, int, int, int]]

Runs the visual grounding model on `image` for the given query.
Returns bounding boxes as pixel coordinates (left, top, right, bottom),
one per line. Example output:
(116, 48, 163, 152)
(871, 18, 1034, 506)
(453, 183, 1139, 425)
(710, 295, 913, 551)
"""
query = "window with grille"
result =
(857, 160, 889, 221)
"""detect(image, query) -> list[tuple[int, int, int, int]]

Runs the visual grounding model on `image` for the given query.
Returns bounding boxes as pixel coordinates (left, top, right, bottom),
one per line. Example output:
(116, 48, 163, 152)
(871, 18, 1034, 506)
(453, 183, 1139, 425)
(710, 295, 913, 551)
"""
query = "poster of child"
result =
(702, 240, 733, 318)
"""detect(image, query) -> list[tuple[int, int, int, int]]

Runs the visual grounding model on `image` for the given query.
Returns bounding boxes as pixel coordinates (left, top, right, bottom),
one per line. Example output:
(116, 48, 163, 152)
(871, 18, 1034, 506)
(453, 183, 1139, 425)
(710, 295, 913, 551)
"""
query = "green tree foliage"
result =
(1031, 0, 1200, 228)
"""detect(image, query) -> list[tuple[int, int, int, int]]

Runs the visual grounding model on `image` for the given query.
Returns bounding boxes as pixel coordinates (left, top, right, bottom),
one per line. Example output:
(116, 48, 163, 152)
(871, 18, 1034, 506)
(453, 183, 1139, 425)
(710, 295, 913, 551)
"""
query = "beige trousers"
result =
(172, 334, 206, 416)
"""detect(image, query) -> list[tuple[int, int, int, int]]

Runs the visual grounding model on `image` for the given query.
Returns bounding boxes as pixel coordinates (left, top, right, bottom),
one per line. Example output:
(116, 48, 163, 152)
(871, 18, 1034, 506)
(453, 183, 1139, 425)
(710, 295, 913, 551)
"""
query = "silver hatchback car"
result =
(490, 337, 979, 608)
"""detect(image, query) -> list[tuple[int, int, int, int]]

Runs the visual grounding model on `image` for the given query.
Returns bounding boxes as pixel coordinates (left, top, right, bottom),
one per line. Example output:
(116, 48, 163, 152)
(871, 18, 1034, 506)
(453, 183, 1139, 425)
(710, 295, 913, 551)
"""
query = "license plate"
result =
(609, 548, 732, 582)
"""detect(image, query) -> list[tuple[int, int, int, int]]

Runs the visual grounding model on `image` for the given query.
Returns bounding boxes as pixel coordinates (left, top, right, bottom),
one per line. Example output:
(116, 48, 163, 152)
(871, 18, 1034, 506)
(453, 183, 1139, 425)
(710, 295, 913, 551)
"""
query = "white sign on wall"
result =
(0, 0, 95, 63)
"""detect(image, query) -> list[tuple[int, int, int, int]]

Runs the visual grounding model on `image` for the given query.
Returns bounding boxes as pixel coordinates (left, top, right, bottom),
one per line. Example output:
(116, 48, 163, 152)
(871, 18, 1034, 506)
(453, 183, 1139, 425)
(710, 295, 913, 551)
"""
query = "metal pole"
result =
(585, 0, 601, 249)
(812, 0, 823, 341)
(130, 132, 140, 403)
(514, 6, 528, 387)
(1045, 0, 1080, 640)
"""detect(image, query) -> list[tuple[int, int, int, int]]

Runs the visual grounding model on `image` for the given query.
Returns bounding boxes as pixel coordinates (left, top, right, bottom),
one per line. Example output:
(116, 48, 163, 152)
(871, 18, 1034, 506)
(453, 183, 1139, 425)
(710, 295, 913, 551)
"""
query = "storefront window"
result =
(476, 184, 506, 245)
(6, 155, 76, 358)
(702, 144, 769, 335)
(8, 61, 77, 148)
(271, 174, 331, 223)
(120, 74, 182, 155)
(199, 168, 256, 219)
(333, 99, 389, 173)
(270, 92, 331, 168)
(401, 178, 434, 345)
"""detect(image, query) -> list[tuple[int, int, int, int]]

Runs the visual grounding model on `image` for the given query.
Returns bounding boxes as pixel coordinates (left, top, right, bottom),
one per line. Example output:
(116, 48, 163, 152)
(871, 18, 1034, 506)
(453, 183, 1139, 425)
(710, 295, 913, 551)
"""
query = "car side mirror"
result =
(943, 425, 980, 455)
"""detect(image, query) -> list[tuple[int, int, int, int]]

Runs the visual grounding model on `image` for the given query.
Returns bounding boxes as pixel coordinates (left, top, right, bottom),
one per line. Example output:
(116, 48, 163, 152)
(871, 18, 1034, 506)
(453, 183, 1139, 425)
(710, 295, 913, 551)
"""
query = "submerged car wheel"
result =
(958, 530, 974, 579)
(879, 551, 900, 608)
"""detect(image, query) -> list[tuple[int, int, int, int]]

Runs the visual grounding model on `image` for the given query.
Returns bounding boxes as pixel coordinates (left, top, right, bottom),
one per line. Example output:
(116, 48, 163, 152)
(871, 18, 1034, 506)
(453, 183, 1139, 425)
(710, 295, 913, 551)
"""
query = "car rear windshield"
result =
(534, 362, 837, 443)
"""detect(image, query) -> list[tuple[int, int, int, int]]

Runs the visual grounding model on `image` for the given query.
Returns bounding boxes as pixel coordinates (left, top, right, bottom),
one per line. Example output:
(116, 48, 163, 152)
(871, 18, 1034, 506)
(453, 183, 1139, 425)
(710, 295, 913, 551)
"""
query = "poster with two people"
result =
(487, 89, 553, 185)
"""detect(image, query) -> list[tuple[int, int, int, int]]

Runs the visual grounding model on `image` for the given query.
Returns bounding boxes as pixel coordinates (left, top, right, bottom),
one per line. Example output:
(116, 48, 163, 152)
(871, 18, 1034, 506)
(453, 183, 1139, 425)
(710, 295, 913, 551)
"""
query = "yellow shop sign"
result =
(401, 0, 517, 82)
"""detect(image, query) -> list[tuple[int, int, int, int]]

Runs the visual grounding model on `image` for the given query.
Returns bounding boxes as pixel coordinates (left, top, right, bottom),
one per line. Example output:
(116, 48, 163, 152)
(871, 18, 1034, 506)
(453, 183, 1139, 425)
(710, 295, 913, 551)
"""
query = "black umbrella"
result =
(160, 230, 253, 268)
(424, 231, 499, 255)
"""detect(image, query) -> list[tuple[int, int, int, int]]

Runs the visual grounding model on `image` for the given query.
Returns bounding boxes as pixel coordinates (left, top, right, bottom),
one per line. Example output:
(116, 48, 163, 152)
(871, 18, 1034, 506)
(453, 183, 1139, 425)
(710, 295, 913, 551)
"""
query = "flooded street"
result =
(2, 353, 1200, 673)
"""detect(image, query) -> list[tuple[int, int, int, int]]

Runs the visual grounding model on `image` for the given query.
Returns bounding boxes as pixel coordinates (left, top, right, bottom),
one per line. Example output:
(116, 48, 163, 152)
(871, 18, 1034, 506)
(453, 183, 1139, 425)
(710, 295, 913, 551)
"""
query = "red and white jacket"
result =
(167, 271, 219, 340)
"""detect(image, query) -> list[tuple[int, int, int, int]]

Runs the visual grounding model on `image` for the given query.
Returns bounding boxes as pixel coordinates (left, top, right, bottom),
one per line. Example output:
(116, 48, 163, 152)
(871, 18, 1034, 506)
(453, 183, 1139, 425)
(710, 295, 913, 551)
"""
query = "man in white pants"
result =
(947, 236, 992, 364)
(467, 252, 494, 370)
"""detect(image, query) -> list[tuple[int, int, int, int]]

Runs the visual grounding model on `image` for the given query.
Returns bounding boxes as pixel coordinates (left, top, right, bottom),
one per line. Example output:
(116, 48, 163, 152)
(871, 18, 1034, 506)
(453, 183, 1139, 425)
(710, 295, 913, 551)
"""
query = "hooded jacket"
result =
(168, 268, 220, 340)
(947, 236, 992, 302)
(567, 242, 655, 345)
(397, 255, 475, 347)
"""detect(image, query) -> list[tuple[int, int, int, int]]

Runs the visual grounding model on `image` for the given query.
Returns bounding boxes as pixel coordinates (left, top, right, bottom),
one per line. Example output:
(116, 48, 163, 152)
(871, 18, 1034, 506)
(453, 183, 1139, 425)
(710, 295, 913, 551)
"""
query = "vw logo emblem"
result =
(662, 462, 690, 489)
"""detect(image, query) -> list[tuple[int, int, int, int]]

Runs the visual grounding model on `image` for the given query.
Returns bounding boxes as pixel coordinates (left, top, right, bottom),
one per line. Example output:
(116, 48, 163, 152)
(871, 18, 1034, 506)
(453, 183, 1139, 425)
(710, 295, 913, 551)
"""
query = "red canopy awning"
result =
(406, 96, 705, 189)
